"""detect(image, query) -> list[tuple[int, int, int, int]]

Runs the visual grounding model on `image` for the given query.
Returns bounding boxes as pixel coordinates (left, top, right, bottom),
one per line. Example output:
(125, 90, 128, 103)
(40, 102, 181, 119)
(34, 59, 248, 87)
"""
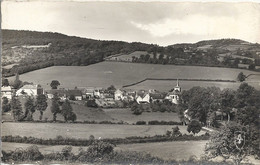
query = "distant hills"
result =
(2, 29, 260, 77)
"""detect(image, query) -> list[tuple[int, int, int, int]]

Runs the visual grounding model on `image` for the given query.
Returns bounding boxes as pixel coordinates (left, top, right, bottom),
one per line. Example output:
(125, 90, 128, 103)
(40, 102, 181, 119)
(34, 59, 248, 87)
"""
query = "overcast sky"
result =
(2, 0, 260, 46)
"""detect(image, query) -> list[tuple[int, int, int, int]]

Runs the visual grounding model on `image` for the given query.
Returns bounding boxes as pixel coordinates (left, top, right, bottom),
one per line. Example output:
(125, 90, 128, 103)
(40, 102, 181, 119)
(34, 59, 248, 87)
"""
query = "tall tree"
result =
(50, 80, 60, 89)
(2, 97, 11, 113)
(2, 79, 9, 86)
(13, 73, 23, 89)
(24, 96, 35, 121)
(11, 97, 23, 121)
(220, 89, 236, 122)
(35, 94, 48, 120)
(61, 99, 76, 122)
(61, 99, 72, 121)
(51, 93, 60, 121)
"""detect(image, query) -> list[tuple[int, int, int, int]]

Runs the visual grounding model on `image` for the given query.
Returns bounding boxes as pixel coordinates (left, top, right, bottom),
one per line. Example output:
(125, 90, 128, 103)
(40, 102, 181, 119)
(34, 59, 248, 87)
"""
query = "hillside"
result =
(2, 30, 260, 77)
(2, 30, 155, 77)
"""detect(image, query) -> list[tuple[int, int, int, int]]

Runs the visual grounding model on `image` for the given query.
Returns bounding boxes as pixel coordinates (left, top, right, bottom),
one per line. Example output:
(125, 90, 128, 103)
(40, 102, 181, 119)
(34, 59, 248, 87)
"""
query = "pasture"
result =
(8, 61, 260, 91)
(1, 122, 206, 139)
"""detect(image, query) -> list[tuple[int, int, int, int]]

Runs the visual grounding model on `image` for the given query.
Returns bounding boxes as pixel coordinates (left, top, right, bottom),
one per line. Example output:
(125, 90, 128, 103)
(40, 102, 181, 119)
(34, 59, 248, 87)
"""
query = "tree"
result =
(2, 79, 9, 86)
(24, 97, 35, 121)
(235, 83, 255, 108)
(187, 120, 202, 135)
(205, 122, 255, 164)
(220, 89, 236, 122)
(13, 73, 23, 89)
(61, 99, 76, 122)
(2, 97, 11, 113)
(107, 85, 116, 94)
(51, 93, 60, 121)
(131, 102, 143, 115)
(248, 64, 255, 70)
(237, 72, 246, 82)
(35, 94, 48, 120)
(50, 80, 60, 89)
(11, 97, 23, 121)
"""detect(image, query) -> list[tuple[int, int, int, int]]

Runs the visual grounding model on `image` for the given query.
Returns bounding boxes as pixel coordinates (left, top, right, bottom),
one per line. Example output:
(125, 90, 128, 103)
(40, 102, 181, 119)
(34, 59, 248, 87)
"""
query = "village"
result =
(1, 76, 182, 109)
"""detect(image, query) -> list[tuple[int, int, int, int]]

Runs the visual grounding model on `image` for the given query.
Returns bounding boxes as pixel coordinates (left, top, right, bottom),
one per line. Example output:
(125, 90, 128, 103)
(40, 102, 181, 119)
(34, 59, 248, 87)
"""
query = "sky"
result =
(1, 0, 260, 46)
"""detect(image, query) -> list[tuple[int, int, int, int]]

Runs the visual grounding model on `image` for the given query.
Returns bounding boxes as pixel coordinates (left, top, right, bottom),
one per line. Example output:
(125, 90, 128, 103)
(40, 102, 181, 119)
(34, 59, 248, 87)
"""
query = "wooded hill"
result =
(2, 30, 260, 77)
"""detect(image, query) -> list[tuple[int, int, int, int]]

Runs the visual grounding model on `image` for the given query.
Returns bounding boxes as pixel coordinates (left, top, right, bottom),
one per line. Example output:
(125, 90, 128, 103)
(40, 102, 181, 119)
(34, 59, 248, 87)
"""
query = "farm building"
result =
(45, 89, 67, 100)
(1, 86, 13, 99)
(135, 90, 150, 104)
(16, 84, 43, 97)
(150, 92, 167, 103)
(67, 89, 83, 100)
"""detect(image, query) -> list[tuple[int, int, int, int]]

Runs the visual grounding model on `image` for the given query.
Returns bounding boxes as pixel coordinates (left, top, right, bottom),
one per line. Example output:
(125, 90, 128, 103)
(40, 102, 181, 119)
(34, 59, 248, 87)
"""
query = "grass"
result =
(116, 140, 208, 161)
(2, 140, 207, 161)
(3, 99, 181, 124)
(8, 61, 260, 91)
(104, 108, 180, 124)
(1, 122, 206, 139)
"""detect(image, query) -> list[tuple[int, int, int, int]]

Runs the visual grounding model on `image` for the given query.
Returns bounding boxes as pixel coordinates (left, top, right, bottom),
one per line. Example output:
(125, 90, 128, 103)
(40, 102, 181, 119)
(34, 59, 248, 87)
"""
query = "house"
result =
(67, 89, 83, 100)
(135, 90, 150, 104)
(150, 92, 167, 103)
(114, 89, 124, 100)
(45, 89, 67, 100)
(16, 84, 43, 96)
(1, 86, 13, 99)
(85, 87, 95, 98)
(94, 88, 103, 98)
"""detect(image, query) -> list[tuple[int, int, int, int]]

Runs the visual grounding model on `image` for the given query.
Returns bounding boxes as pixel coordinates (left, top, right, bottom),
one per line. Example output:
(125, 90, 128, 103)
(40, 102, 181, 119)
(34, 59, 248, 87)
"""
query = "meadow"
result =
(1, 122, 206, 139)
(8, 61, 260, 91)
(2, 140, 207, 161)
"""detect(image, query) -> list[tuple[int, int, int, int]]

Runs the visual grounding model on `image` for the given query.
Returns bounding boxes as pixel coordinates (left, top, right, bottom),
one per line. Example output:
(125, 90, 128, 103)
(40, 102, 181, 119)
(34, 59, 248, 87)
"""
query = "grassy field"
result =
(8, 61, 260, 91)
(103, 108, 180, 124)
(1, 122, 205, 139)
(2, 99, 181, 124)
(2, 140, 207, 161)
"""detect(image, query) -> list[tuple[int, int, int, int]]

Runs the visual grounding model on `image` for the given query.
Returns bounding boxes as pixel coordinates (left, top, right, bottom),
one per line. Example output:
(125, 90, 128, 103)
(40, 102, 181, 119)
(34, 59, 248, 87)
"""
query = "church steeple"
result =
(174, 79, 181, 92)
(176, 79, 179, 87)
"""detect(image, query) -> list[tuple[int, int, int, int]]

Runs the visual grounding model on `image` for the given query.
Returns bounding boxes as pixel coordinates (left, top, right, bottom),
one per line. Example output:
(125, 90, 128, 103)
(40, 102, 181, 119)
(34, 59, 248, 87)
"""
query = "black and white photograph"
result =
(1, 0, 260, 164)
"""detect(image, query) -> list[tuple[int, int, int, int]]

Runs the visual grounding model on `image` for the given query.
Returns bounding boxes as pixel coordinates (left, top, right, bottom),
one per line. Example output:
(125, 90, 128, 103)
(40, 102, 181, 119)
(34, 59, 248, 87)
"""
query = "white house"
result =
(1, 86, 13, 99)
(135, 90, 150, 104)
(114, 89, 124, 100)
(16, 84, 43, 96)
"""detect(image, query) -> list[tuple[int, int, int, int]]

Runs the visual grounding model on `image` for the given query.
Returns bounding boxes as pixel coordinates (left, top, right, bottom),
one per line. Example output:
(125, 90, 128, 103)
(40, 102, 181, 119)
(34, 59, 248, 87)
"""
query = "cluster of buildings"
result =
(1, 80, 182, 105)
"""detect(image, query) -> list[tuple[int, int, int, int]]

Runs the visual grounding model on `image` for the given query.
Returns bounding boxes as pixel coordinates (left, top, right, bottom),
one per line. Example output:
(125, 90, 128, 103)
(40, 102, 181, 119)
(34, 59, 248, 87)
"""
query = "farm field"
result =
(1, 140, 207, 161)
(1, 122, 206, 139)
(8, 61, 260, 91)
(103, 108, 180, 124)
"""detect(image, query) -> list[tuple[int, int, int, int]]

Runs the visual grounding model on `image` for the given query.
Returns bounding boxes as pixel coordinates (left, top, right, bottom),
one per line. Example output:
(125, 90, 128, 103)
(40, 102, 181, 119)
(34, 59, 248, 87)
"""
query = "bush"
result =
(86, 99, 98, 108)
(148, 120, 182, 125)
(187, 120, 202, 135)
(136, 121, 146, 125)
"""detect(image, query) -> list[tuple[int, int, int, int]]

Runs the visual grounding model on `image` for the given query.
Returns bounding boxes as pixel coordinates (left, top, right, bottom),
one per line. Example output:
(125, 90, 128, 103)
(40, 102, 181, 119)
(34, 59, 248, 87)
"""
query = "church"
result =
(165, 79, 181, 104)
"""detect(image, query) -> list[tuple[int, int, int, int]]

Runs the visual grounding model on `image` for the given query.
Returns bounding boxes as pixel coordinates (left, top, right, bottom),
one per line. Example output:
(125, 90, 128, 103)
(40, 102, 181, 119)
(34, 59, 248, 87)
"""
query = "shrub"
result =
(187, 120, 202, 135)
(86, 99, 98, 108)
(136, 121, 146, 125)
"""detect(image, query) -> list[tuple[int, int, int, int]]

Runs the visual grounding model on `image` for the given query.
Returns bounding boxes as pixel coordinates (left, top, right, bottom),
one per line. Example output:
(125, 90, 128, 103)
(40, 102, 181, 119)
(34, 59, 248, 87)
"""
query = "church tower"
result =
(174, 79, 181, 92)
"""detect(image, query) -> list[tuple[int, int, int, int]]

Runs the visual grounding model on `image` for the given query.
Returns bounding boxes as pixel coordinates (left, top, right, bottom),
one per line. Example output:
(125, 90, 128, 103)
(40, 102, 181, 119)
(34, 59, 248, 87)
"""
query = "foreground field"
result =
(2, 140, 207, 161)
(2, 101, 181, 124)
(8, 61, 260, 90)
(2, 122, 205, 139)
